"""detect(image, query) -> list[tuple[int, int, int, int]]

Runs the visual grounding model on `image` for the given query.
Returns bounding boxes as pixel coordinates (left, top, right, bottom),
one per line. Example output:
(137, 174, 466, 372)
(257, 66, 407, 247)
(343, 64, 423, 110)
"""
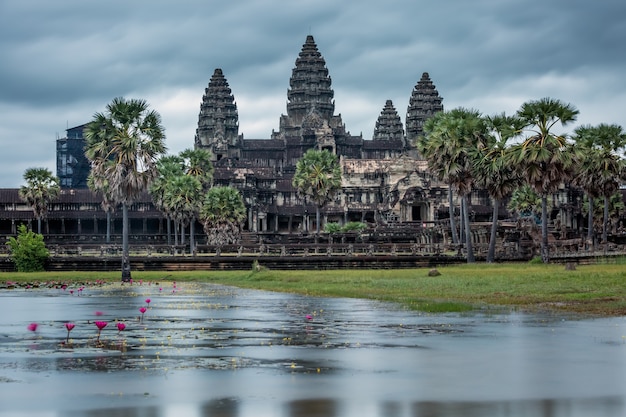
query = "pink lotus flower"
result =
(65, 322, 75, 343)
(139, 306, 147, 322)
(94, 311, 104, 316)
(116, 322, 126, 333)
(27, 323, 38, 332)
(305, 315, 313, 321)
(94, 321, 107, 342)
(145, 298, 151, 305)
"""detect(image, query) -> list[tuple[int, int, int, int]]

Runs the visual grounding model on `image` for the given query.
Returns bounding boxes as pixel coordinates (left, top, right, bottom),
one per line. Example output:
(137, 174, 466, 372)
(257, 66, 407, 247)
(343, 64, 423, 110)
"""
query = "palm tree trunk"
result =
(603, 195, 609, 250)
(121, 203, 131, 282)
(174, 221, 179, 246)
(487, 198, 499, 263)
(190, 217, 195, 255)
(37, 218, 42, 235)
(166, 215, 171, 246)
(106, 211, 111, 243)
(315, 206, 321, 235)
(448, 187, 459, 245)
(181, 223, 186, 246)
(541, 195, 549, 263)
(462, 195, 475, 263)
(587, 194, 596, 249)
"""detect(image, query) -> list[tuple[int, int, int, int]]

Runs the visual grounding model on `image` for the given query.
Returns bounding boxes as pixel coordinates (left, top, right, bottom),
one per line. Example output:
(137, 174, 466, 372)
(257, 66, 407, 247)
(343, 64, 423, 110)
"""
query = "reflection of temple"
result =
(198, 35, 449, 234)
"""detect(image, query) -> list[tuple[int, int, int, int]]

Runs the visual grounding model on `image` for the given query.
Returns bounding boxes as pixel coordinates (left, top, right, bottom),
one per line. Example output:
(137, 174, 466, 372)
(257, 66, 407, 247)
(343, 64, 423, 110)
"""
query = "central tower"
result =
(273, 35, 340, 141)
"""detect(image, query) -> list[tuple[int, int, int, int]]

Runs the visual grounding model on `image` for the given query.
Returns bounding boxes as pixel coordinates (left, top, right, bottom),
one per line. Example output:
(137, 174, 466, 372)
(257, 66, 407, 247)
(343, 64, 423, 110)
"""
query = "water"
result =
(0, 281, 625, 416)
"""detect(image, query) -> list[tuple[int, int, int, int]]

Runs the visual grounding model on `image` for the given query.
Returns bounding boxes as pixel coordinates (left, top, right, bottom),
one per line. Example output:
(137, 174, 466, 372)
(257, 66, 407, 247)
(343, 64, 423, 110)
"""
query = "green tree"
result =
(18, 167, 60, 235)
(418, 112, 459, 246)
(163, 175, 203, 252)
(507, 185, 543, 218)
(179, 148, 214, 253)
(6, 224, 49, 272)
(150, 155, 185, 246)
(509, 98, 579, 263)
(473, 113, 525, 262)
(572, 124, 626, 246)
(419, 108, 489, 263)
(292, 149, 342, 235)
(84, 97, 166, 281)
(199, 186, 246, 246)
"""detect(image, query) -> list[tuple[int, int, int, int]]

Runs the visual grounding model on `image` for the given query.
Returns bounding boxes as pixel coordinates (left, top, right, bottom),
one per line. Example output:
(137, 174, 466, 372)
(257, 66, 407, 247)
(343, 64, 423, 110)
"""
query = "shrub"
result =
(6, 224, 49, 272)
(324, 223, 342, 234)
(342, 222, 367, 233)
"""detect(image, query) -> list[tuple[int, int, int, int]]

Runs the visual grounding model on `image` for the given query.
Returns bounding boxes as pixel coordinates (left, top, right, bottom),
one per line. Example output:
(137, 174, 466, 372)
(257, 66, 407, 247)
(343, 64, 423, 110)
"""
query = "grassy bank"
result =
(1, 262, 625, 316)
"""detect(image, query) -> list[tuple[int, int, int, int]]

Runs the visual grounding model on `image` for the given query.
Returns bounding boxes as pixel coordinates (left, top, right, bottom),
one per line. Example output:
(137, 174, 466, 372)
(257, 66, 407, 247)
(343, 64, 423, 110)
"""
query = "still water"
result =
(0, 281, 625, 416)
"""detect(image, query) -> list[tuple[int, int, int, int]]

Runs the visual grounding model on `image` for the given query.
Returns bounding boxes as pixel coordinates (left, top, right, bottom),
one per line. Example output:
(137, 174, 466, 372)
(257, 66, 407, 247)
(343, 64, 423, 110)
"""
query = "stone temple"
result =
(195, 35, 453, 235)
(0, 35, 495, 247)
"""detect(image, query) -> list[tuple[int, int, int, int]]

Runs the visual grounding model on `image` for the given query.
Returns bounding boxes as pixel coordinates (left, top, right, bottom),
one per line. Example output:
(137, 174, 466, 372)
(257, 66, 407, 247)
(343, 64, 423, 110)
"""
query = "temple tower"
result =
(373, 100, 405, 145)
(274, 35, 337, 140)
(195, 68, 240, 161)
(405, 72, 443, 153)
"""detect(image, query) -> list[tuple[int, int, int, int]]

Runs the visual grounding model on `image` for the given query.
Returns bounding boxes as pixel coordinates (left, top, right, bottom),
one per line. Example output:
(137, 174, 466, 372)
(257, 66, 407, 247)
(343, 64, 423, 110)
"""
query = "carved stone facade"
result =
(194, 35, 447, 234)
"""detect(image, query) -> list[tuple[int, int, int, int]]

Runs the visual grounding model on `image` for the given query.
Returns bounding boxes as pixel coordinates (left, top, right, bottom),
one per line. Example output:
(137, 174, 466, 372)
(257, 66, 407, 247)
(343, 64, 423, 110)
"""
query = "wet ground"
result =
(0, 281, 625, 417)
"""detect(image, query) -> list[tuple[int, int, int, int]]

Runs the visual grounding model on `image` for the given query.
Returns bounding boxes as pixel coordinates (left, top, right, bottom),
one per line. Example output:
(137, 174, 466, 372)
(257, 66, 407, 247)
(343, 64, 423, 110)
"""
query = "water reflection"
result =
(0, 283, 625, 417)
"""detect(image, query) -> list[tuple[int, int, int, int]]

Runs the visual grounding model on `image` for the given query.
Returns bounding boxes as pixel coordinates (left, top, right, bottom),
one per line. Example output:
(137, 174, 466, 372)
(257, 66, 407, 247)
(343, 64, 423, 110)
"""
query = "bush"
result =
(342, 222, 367, 233)
(324, 223, 342, 234)
(6, 224, 49, 272)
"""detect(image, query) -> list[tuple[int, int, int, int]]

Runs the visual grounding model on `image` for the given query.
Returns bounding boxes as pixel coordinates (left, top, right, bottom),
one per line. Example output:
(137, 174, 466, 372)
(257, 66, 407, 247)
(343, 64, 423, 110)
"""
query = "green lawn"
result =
(2, 262, 626, 316)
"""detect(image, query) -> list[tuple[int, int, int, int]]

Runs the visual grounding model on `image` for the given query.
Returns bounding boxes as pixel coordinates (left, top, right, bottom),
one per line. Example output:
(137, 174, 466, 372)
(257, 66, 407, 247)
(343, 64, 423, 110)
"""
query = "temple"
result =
(195, 35, 449, 235)
(3, 35, 605, 255)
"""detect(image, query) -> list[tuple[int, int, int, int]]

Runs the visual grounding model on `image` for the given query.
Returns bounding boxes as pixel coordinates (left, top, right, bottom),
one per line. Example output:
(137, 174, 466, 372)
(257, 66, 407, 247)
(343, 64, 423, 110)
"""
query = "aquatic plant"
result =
(27, 323, 38, 332)
(139, 306, 147, 322)
(94, 321, 107, 342)
(64, 322, 75, 343)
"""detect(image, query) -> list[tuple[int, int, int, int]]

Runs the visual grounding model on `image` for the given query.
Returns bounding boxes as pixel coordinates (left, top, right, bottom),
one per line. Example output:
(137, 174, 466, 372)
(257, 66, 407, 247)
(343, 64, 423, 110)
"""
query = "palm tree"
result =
(292, 149, 342, 235)
(418, 108, 489, 263)
(150, 155, 185, 246)
(507, 184, 543, 219)
(199, 186, 246, 246)
(509, 98, 579, 263)
(179, 148, 214, 252)
(473, 113, 525, 262)
(572, 124, 626, 248)
(163, 175, 203, 253)
(180, 148, 214, 187)
(419, 112, 459, 246)
(84, 97, 166, 281)
(19, 167, 60, 235)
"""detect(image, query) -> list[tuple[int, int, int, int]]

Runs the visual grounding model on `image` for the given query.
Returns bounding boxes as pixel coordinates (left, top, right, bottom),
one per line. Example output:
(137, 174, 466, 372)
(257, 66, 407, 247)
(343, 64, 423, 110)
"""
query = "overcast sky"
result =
(1, 0, 625, 188)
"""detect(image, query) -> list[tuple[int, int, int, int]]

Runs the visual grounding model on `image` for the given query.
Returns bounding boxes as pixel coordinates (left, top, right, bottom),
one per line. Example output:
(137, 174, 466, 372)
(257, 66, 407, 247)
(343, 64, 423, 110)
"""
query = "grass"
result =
(2, 262, 626, 316)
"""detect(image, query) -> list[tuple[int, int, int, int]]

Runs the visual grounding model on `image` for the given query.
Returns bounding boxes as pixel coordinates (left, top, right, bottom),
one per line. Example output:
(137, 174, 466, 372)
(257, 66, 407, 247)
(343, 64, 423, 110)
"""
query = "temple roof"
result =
(405, 72, 443, 144)
(373, 100, 405, 143)
(285, 35, 335, 126)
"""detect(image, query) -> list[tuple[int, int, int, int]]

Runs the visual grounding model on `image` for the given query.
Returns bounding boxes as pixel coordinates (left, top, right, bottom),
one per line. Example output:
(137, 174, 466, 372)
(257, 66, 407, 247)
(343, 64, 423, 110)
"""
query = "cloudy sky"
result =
(1, 0, 625, 188)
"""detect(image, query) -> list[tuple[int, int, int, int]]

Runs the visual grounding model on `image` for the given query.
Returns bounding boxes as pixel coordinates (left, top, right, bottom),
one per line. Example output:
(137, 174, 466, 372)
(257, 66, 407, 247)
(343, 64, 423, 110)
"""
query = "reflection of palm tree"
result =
(292, 149, 342, 235)
(85, 97, 166, 281)
(509, 98, 579, 263)
(19, 167, 60, 235)
(572, 124, 626, 246)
